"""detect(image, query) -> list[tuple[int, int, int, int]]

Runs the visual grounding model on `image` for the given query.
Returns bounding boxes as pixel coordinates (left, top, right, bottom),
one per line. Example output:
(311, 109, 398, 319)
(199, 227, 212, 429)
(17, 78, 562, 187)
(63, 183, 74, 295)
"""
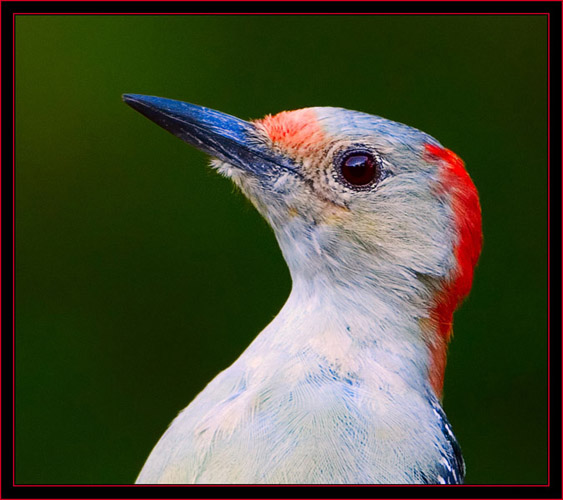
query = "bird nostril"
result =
(340, 152, 378, 187)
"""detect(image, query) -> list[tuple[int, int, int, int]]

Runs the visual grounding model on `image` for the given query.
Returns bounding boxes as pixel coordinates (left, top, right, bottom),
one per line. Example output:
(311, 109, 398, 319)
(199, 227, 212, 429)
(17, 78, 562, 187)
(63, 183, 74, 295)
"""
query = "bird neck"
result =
(243, 273, 440, 399)
(245, 217, 452, 398)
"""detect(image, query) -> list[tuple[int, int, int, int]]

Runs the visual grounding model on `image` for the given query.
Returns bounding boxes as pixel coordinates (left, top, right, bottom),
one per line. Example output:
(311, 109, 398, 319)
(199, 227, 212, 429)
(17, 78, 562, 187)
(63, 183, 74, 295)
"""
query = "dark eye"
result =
(339, 152, 379, 188)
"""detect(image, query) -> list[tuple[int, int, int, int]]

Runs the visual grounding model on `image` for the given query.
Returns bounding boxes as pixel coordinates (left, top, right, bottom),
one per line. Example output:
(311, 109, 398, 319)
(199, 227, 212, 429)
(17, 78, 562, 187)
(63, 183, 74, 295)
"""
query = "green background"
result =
(15, 15, 547, 485)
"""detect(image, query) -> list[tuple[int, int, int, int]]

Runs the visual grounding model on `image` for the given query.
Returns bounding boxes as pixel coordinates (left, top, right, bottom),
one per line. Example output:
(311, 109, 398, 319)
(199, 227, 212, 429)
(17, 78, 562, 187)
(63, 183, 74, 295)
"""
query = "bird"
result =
(122, 94, 482, 485)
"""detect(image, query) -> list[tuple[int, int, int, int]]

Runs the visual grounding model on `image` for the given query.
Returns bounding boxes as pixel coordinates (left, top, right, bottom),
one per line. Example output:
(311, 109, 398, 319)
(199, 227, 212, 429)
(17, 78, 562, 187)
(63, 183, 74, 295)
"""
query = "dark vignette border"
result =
(2, 1, 561, 499)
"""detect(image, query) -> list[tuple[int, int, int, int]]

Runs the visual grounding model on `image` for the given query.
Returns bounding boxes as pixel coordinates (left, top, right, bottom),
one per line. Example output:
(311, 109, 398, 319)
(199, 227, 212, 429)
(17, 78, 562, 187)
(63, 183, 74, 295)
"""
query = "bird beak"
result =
(122, 94, 293, 176)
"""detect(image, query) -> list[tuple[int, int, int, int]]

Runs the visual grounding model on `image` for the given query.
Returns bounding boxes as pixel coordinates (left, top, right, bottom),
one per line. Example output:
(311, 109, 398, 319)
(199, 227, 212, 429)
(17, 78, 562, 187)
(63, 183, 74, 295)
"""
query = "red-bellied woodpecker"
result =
(123, 94, 482, 484)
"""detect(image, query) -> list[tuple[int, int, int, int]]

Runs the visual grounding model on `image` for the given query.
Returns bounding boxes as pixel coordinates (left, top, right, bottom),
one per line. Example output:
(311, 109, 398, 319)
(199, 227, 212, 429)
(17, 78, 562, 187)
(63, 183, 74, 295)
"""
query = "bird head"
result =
(123, 95, 482, 396)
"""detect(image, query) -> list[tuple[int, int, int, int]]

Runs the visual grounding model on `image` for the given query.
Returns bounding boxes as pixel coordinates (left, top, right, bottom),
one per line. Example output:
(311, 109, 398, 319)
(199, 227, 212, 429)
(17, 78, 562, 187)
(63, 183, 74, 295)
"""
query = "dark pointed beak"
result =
(122, 94, 293, 176)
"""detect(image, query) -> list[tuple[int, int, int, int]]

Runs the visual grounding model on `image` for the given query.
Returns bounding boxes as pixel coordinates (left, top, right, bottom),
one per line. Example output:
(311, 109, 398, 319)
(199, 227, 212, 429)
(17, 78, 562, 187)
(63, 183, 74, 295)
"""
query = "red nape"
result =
(424, 143, 483, 396)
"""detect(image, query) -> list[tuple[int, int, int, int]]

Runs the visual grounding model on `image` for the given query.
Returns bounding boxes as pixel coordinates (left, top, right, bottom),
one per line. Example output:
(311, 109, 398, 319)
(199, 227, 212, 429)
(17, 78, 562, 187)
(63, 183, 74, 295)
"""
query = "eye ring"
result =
(335, 149, 381, 190)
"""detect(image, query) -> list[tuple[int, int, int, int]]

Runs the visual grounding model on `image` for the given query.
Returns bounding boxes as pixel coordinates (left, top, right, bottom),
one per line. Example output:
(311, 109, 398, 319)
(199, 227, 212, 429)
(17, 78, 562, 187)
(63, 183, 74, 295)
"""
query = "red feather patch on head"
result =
(424, 143, 483, 396)
(255, 108, 326, 157)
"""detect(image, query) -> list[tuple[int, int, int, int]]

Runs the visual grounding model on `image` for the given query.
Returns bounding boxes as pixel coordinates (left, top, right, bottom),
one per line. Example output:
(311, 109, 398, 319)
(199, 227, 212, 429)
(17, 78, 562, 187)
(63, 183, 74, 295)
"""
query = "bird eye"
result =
(338, 151, 379, 188)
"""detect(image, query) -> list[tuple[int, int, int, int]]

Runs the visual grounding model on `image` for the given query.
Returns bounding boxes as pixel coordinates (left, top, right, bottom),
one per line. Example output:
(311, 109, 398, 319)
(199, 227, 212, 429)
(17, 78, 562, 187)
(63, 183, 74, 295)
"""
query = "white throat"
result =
(238, 268, 434, 401)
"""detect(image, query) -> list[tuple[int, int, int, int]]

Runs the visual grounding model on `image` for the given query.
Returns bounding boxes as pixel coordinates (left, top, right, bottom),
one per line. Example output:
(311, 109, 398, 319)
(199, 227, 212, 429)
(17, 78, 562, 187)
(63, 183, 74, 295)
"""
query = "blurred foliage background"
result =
(15, 15, 547, 484)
